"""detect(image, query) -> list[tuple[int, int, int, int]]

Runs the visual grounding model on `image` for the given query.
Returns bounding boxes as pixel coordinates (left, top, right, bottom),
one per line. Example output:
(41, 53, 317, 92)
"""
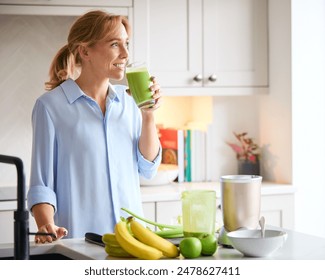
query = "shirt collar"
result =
(60, 79, 84, 104)
(60, 79, 121, 104)
(107, 83, 120, 103)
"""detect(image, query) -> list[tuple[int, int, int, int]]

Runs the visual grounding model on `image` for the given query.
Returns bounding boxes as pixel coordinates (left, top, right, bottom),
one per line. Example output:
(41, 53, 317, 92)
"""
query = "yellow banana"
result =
(115, 220, 163, 260)
(130, 218, 179, 258)
(102, 233, 120, 246)
(102, 233, 134, 258)
(104, 244, 134, 258)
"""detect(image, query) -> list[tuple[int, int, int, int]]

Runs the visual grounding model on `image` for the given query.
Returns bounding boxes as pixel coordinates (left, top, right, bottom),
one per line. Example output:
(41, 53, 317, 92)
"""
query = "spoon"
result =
(259, 216, 265, 238)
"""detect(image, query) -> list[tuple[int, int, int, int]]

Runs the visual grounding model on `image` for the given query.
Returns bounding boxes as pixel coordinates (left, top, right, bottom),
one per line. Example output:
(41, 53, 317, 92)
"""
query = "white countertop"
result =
(0, 226, 324, 260)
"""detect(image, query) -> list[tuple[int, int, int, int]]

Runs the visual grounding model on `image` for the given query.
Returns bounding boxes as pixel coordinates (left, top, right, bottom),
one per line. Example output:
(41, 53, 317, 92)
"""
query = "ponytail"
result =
(45, 44, 77, 91)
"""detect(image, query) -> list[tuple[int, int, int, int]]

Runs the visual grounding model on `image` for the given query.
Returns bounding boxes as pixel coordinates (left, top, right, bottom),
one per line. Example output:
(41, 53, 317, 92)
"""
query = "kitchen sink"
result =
(0, 242, 93, 260)
(0, 253, 72, 260)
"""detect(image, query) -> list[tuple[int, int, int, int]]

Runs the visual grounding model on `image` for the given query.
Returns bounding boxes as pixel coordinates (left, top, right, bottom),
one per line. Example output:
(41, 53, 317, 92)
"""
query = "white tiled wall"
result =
(0, 15, 75, 187)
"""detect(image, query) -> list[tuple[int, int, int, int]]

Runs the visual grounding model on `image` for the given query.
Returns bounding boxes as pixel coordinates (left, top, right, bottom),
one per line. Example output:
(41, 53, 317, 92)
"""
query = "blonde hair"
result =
(45, 10, 130, 90)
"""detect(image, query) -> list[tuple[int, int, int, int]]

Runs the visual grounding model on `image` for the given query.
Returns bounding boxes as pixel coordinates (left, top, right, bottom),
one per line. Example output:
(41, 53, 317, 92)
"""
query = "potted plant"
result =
(227, 132, 260, 175)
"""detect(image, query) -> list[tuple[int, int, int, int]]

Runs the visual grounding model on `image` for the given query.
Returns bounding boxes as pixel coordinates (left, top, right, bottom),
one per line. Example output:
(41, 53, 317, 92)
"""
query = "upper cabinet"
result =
(0, 0, 132, 6)
(133, 0, 268, 96)
(0, 0, 131, 16)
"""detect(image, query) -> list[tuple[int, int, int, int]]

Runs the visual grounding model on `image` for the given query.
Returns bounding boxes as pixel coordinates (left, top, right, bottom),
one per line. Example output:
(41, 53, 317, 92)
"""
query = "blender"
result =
(218, 175, 262, 246)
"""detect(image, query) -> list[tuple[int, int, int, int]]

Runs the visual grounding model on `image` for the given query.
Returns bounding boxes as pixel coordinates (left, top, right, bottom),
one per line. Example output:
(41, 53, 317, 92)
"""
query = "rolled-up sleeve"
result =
(27, 99, 57, 213)
(137, 144, 162, 179)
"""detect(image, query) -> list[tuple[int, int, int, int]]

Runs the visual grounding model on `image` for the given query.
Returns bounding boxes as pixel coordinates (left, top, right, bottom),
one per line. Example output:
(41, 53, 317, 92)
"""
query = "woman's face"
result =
(86, 23, 129, 81)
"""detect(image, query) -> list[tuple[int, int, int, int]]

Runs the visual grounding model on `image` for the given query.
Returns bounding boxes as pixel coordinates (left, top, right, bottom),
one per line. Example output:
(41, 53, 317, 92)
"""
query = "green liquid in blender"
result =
(183, 231, 209, 239)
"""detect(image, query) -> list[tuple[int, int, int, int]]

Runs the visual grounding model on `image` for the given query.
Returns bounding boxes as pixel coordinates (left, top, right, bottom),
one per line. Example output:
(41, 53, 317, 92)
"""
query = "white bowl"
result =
(140, 164, 179, 186)
(227, 229, 288, 257)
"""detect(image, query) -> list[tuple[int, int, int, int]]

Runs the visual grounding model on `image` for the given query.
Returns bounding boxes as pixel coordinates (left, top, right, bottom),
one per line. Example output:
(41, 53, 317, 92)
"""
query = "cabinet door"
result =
(0, 0, 131, 6)
(0, 2, 130, 16)
(142, 202, 155, 222)
(261, 194, 295, 229)
(203, 0, 268, 87)
(156, 201, 182, 225)
(133, 0, 202, 88)
(156, 199, 223, 229)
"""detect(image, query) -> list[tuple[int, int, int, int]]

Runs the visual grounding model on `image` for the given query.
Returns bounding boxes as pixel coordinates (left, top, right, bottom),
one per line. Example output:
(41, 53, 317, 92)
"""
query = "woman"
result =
(27, 10, 162, 243)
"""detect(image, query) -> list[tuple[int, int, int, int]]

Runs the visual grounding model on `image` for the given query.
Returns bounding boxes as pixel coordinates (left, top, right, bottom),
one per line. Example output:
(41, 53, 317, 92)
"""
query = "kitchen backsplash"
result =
(0, 15, 76, 186)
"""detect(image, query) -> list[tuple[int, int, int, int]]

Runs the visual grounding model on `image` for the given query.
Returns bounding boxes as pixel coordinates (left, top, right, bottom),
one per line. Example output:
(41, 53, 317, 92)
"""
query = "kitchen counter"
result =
(1, 226, 324, 260)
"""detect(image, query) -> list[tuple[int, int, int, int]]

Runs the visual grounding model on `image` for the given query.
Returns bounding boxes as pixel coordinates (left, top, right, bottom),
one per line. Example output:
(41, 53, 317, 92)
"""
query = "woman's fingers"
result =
(149, 77, 161, 96)
(35, 223, 67, 244)
(57, 227, 68, 239)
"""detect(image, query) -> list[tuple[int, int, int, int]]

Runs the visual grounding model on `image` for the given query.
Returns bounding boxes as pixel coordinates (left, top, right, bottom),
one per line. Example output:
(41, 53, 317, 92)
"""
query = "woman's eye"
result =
(111, 42, 118, 47)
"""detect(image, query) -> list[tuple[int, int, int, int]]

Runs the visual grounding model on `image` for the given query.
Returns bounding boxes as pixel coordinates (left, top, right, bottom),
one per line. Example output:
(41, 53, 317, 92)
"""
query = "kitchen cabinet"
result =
(0, 0, 131, 16)
(0, 183, 294, 243)
(261, 194, 295, 229)
(140, 182, 295, 231)
(0, 0, 131, 6)
(142, 201, 155, 224)
(144, 195, 293, 230)
(133, 0, 268, 96)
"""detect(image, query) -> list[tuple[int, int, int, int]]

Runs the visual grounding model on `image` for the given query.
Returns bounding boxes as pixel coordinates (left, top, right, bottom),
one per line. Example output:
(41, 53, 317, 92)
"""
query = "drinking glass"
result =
(125, 62, 155, 109)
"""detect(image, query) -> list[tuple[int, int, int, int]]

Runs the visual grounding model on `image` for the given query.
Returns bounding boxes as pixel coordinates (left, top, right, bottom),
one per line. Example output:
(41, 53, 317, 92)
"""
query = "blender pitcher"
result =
(218, 175, 262, 246)
(182, 190, 216, 238)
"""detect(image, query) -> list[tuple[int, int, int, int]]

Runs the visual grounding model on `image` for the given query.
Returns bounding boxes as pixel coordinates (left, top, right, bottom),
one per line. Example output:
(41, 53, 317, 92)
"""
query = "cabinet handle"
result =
(208, 74, 217, 82)
(193, 74, 203, 82)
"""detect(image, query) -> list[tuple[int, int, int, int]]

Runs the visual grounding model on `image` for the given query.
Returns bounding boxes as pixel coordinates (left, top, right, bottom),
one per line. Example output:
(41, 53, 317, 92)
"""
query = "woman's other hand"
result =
(35, 223, 68, 244)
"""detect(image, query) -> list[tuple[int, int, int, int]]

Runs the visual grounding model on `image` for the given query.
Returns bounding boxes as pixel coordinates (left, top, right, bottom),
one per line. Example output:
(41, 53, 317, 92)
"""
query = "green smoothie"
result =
(126, 66, 154, 108)
(183, 231, 209, 239)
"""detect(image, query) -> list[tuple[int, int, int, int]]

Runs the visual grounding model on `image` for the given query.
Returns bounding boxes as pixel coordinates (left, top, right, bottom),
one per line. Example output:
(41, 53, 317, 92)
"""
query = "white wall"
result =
(292, 0, 325, 237)
(210, 95, 260, 180)
(259, 0, 292, 184)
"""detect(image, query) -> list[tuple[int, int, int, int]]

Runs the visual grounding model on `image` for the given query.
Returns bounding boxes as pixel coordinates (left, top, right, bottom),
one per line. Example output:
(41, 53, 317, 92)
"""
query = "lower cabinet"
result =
(142, 193, 295, 231)
(261, 194, 295, 229)
(154, 199, 223, 227)
(142, 202, 155, 224)
(0, 192, 294, 243)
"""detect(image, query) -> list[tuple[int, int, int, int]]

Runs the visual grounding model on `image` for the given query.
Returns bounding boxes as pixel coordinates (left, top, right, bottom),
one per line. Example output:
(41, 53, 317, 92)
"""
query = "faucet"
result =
(0, 154, 57, 259)
(0, 154, 29, 259)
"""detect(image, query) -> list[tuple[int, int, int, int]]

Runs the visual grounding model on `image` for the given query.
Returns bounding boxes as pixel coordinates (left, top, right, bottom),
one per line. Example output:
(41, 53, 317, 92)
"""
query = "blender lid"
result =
(220, 175, 262, 183)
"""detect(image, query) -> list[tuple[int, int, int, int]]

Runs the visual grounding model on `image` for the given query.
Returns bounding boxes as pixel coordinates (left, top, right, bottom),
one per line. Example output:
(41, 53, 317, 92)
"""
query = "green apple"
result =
(179, 237, 202, 259)
(200, 234, 217, 256)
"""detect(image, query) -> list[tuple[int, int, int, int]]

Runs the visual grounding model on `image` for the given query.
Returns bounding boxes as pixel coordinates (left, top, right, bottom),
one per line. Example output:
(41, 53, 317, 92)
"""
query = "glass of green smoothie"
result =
(126, 62, 155, 109)
(181, 190, 216, 238)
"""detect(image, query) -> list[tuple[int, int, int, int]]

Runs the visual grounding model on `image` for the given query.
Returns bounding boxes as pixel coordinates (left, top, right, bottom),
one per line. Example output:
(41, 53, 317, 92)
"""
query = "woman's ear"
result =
(77, 44, 90, 61)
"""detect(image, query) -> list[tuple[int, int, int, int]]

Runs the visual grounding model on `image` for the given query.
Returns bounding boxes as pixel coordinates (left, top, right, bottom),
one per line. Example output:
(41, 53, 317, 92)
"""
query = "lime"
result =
(200, 234, 217, 256)
(179, 237, 202, 259)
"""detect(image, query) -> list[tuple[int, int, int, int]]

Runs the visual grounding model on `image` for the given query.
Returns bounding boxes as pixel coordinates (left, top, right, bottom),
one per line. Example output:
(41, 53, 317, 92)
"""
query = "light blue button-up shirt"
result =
(27, 79, 161, 238)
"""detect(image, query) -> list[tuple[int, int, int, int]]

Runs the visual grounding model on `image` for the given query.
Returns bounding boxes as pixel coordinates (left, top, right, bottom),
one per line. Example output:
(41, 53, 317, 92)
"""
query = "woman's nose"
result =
(120, 45, 129, 59)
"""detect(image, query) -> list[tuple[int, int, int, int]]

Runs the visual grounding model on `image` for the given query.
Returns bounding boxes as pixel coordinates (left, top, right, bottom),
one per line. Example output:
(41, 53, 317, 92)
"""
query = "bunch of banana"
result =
(130, 218, 179, 258)
(102, 233, 134, 258)
(114, 217, 179, 260)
